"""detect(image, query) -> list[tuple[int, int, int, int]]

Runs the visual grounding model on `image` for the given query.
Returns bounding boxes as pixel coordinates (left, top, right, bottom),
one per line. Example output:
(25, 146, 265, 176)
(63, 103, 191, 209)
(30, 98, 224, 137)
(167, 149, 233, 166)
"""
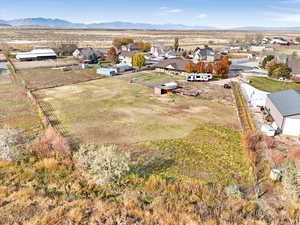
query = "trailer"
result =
(186, 73, 213, 82)
(96, 67, 117, 76)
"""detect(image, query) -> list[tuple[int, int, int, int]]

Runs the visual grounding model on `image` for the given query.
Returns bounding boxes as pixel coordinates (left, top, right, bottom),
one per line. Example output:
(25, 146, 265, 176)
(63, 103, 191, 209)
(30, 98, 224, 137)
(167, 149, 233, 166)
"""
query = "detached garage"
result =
(265, 89, 300, 137)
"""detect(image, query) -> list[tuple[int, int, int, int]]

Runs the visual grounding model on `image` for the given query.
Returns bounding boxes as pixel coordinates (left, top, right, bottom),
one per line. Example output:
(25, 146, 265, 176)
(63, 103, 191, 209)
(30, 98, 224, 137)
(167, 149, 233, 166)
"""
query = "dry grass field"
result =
(35, 76, 240, 146)
(12, 58, 79, 70)
(1, 27, 300, 51)
(18, 67, 101, 90)
(33, 72, 250, 186)
(0, 73, 41, 137)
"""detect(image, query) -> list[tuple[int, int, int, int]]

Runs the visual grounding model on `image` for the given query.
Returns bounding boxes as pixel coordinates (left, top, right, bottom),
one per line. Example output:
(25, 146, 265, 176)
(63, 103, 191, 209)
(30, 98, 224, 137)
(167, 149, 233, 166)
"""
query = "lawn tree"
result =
(174, 37, 179, 51)
(112, 38, 122, 50)
(107, 47, 119, 64)
(265, 59, 277, 70)
(135, 41, 151, 52)
(181, 51, 188, 58)
(88, 53, 98, 64)
(262, 55, 275, 68)
(132, 53, 146, 69)
(120, 37, 134, 45)
(213, 56, 231, 78)
(184, 61, 196, 73)
(269, 64, 291, 79)
(142, 42, 151, 52)
(55, 43, 78, 56)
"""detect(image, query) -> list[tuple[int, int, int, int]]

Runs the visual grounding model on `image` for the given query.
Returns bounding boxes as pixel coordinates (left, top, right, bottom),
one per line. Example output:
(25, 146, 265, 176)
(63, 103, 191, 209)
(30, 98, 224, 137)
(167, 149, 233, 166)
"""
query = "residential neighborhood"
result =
(1, 5, 300, 223)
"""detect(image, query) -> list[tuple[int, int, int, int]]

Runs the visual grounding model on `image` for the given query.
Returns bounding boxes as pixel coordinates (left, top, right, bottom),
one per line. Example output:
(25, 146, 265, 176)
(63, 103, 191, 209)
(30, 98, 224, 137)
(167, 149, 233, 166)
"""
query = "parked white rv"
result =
(186, 73, 213, 82)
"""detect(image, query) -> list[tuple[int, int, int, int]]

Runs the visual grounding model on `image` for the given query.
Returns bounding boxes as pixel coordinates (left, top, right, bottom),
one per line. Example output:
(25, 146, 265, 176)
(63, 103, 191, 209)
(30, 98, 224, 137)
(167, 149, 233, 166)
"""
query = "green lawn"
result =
(249, 77, 300, 92)
(132, 123, 252, 186)
(119, 71, 185, 87)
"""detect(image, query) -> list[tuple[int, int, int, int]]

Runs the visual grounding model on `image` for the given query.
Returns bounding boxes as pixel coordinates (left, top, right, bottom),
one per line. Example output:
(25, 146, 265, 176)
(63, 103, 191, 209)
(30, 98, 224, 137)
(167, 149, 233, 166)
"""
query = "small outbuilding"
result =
(154, 82, 178, 95)
(115, 64, 132, 73)
(97, 68, 116, 76)
(265, 89, 300, 136)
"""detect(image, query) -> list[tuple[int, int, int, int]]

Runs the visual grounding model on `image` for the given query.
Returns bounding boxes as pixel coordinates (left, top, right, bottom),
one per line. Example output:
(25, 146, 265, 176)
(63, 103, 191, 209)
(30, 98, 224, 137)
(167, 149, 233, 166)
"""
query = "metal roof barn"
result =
(16, 48, 57, 61)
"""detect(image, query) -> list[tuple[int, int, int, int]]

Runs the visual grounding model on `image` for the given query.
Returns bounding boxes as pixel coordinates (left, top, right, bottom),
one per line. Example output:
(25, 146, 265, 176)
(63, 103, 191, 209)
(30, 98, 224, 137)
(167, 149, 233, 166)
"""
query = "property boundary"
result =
(232, 82, 256, 133)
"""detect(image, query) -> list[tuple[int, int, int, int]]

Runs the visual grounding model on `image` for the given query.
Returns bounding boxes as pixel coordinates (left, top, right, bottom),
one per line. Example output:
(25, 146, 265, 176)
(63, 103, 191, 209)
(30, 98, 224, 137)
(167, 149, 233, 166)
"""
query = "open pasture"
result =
(35, 77, 240, 145)
(34, 76, 250, 184)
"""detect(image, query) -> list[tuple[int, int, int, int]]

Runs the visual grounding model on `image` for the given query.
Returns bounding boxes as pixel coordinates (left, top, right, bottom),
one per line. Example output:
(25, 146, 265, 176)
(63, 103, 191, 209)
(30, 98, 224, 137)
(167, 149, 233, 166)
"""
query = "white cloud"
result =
(159, 7, 183, 15)
(196, 13, 207, 19)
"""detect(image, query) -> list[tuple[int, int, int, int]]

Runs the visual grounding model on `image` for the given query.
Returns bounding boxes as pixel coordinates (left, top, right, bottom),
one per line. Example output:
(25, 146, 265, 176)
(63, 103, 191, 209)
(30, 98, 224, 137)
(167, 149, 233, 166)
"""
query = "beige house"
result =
(265, 89, 300, 136)
(119, 51, 138, 66)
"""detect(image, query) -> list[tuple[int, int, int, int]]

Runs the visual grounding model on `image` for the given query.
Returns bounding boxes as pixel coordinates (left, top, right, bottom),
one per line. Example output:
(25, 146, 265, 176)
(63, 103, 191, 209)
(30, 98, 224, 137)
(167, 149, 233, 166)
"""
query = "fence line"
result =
(26, 87, 74, 150)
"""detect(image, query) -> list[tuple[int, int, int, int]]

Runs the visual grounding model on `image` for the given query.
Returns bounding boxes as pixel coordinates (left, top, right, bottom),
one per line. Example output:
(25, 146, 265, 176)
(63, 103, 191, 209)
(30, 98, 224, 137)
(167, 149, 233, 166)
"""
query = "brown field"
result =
(12, 58, 79, 70)
(1, 27, 300, 51)
(34, 75, 239, 146)
(18, 67, 102, 90)
(0, 73, 41, 137)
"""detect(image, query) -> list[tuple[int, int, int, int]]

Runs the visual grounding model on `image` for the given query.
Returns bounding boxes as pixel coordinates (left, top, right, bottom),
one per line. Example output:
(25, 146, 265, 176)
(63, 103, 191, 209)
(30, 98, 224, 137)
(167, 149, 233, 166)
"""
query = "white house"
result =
(192, 46, 220, 63)
(151, 46, 168, 57)
(119, 51, 137, 66)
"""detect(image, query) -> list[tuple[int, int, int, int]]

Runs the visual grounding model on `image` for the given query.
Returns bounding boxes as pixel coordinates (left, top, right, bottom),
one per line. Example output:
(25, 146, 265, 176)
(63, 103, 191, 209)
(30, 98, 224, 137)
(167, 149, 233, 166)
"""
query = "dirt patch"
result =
(12, 58, 79, 70)
(17, 67, 102, 90)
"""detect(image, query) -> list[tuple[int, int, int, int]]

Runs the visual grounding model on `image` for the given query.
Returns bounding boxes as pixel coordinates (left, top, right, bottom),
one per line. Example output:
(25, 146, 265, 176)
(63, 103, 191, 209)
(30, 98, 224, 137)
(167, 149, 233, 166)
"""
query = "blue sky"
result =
(1, 0, 300, 27)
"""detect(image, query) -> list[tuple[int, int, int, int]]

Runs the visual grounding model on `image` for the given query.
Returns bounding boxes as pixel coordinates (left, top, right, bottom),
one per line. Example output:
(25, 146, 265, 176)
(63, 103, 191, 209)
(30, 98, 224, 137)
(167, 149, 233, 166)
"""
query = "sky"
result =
(1, 0, 300, 27)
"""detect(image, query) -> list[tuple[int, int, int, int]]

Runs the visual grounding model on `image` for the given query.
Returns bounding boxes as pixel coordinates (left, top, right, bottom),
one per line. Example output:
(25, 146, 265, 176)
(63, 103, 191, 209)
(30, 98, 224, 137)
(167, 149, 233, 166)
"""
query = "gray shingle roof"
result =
(268, 89, 300, 117)
(155, 58, 189, 71)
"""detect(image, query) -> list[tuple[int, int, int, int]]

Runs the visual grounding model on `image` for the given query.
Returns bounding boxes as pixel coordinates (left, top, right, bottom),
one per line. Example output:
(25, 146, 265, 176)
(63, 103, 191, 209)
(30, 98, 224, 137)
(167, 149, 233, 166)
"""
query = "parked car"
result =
(224, 84, 232, 89)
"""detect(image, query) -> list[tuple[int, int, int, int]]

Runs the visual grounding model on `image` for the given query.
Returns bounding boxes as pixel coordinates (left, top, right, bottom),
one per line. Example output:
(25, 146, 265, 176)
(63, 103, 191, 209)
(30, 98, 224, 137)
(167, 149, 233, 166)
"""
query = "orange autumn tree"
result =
(206, 63, 213, 73)
(213, 55, 231, 78)
(184, 61, 196, 73)
(195, 62, 206, 73)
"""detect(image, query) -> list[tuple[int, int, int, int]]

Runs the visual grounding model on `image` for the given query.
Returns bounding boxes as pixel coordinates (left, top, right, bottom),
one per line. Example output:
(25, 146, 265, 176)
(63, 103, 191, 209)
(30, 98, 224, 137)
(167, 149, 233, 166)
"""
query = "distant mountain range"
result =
(0, 18, 214, 30)
(1, 17, 300, 30)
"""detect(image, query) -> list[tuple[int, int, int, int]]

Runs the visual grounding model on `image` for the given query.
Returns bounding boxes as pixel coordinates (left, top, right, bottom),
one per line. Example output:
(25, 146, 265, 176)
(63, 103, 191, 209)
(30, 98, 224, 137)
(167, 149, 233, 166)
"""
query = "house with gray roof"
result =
(73, 48, 105, 61)
(154, 58, 189, 75)
(265, 89, 300, 136)
(192, 46, 220, 63)
(121, 44, 138, 52)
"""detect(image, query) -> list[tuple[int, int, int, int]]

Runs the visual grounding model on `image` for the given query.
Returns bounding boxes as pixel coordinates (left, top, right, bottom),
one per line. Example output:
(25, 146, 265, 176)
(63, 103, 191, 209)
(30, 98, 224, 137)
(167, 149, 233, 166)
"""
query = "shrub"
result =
(282, 160, 300, 201)
(35, 158, 60, 170)
(287, 145, 300, 161)
(270, 149, 285, 165)
(31, 127, 70, 159)
(75, 144, 130, 185)
(0, 128, 23, 161)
